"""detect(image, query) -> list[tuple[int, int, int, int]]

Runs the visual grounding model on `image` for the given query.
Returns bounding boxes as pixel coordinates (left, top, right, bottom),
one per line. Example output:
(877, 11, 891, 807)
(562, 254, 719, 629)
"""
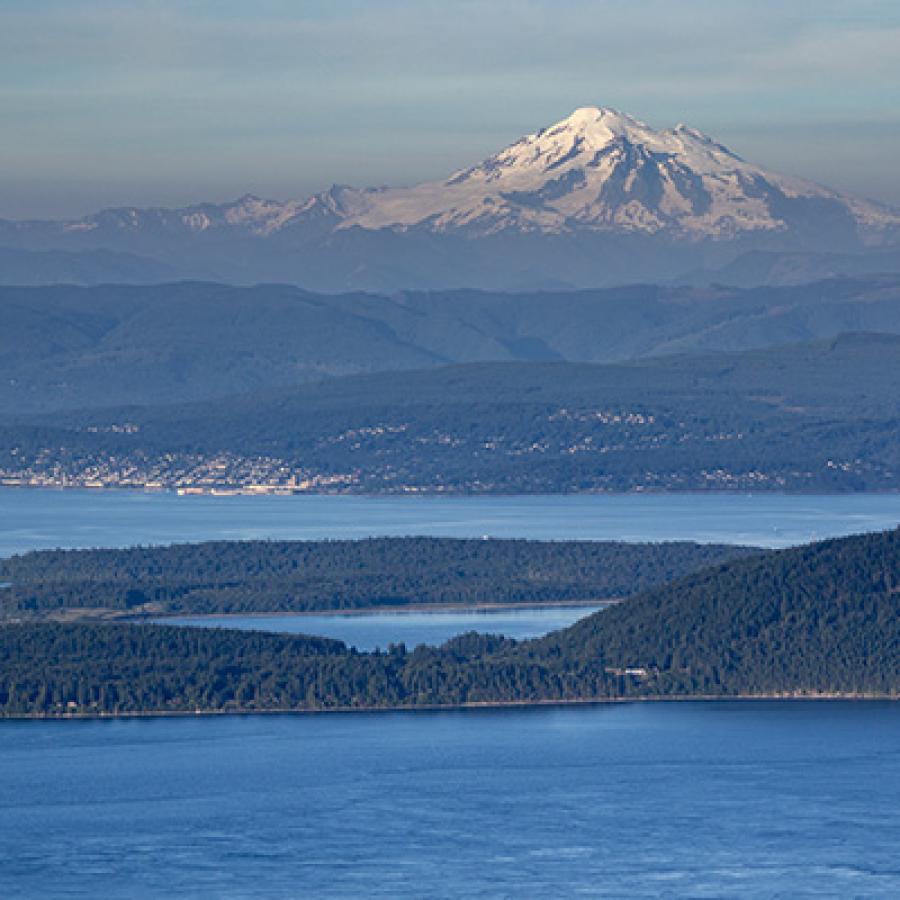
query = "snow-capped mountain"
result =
(302, 107, 899, 241)
(2, 107, 899, 290)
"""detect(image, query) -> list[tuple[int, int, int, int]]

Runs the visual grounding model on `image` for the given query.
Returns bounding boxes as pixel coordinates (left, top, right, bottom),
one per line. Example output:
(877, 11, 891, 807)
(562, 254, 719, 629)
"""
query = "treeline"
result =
(0, 624, 587, 715)
(539, 526, 900, 696)
(0, 528, 896, 715)
(0, 537, 752, 618)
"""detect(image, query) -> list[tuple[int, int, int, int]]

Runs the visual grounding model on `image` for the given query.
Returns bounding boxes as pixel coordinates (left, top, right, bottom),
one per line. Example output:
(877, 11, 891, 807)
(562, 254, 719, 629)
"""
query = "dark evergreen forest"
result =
(0, 537, 752, 619)
(1, 528, 895, 716)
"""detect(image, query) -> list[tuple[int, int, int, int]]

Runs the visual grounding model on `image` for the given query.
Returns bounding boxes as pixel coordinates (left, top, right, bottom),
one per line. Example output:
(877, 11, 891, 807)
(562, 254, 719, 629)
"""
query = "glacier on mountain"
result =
(2, 106, 898, 290)
(297, 107, 898, 241)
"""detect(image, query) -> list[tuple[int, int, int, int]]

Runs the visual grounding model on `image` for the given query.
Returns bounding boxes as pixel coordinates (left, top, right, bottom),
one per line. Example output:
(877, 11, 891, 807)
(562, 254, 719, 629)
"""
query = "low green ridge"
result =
(0, 537, 752, 618)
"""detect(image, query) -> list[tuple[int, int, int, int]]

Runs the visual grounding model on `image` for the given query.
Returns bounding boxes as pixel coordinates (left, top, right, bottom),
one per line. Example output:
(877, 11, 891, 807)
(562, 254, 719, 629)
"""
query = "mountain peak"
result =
(560, 105, 632, 125)
(328, 105, 900, 241)
(539, 105, 653, 148)
(8, 105, 900, 290)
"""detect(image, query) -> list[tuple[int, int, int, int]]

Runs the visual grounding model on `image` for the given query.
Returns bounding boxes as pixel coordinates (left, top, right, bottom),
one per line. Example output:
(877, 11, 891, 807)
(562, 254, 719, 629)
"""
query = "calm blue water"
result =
(158, 606, 606, 651)
(1, 702, 899, 898)
(4, 490, 900, 897)
(2, 488, 900, 556)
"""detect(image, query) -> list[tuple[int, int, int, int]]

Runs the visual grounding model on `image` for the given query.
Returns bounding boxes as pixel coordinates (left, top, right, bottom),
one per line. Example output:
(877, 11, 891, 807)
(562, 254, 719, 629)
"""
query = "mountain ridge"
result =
(3, 106, 898, 291)
(3, 277, 900, 415)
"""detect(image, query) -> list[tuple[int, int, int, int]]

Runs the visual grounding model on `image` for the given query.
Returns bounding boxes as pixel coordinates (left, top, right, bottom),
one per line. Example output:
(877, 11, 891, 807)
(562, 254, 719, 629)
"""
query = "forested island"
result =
(0, 537, 751, 620)
(0, 528, 896, 716)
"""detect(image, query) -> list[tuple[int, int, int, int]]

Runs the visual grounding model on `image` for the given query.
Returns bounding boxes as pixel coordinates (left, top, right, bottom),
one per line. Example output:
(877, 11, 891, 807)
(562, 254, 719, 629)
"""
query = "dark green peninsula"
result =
(0, 528, 896, 716)
(0, 537, 752, 619)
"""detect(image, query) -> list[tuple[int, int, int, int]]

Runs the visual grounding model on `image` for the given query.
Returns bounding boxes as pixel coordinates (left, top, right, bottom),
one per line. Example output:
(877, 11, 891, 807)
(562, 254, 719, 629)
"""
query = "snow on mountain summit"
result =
(11, 105, 900, 254)
(298, 105, 899, 242)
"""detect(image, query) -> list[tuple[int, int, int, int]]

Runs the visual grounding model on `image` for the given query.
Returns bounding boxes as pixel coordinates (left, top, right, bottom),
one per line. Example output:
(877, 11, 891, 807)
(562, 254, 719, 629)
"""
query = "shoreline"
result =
(3, 483, 900, 498)
(147, 599, 616, 621)
(2, 693, 897, 722)
(22, 599, 617, 626)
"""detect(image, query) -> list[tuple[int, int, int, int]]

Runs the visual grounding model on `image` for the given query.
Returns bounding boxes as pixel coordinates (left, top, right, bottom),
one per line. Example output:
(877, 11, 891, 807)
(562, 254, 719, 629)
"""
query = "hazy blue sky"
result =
(2, 0, 899, 217)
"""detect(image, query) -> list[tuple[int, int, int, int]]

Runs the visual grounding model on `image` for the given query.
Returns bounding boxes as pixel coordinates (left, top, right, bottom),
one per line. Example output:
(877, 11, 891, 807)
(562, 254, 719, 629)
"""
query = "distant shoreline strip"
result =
(4, 693, 897, 722)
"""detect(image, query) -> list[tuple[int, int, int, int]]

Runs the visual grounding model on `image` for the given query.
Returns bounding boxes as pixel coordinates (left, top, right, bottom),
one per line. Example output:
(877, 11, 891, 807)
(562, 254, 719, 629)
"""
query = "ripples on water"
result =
(3, 490, 900, 896)
(1, 702, 899, 898)
(3, 489, 900, 556)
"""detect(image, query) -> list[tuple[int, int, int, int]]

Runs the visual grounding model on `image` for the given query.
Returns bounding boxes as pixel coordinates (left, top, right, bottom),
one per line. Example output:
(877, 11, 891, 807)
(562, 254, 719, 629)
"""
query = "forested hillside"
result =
(4, 333, 899, 492)
(537, 527, 900, 696)
(0, 529, 895, 716)
(0, 537, 751, 619)
(2, 277, 899, 414)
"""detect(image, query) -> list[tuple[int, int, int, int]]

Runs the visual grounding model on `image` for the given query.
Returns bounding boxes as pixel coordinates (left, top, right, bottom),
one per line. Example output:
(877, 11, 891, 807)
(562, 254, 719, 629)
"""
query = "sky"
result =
(2, 0, 900, 219)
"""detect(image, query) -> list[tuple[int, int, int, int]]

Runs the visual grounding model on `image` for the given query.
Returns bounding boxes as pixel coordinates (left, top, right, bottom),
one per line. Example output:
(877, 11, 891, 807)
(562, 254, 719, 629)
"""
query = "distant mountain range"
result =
(3, 276, 900, 415)
(3, 107, 900, 291)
